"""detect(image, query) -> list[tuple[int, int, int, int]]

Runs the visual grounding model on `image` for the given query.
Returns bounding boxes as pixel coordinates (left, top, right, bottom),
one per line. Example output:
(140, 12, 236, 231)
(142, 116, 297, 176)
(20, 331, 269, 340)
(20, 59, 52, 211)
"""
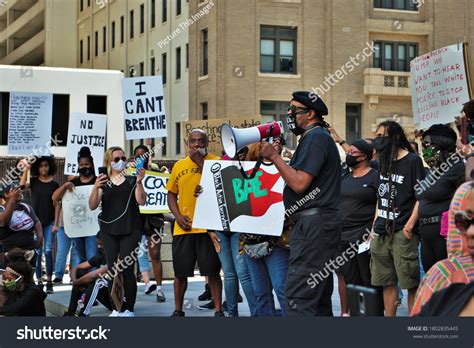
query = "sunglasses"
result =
(288, 105, 310, 115)
(454, 211, 474, 232)
(112, 156, 127, 163)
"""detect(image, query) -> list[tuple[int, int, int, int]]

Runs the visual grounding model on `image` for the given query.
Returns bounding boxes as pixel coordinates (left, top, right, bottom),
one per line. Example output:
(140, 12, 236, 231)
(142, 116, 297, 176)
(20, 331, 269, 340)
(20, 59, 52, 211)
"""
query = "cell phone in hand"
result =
(135, 157, 144, 175)
(98, 167, 108, 178)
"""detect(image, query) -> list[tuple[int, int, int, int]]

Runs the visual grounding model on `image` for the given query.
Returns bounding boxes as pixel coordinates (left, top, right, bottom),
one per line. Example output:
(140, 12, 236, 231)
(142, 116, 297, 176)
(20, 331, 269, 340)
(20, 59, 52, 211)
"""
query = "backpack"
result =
(8, 203, 35, 232)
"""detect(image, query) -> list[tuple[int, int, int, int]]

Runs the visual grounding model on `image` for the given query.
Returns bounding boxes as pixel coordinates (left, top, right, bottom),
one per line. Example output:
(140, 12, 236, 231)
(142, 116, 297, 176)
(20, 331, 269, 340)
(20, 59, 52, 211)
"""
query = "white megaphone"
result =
(221, 121, 284, 159)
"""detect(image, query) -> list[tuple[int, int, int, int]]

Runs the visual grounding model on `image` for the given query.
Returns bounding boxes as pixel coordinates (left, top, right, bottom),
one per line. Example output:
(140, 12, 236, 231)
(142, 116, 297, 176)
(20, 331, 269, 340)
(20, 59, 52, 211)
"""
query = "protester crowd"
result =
(0, 93, 473, 318)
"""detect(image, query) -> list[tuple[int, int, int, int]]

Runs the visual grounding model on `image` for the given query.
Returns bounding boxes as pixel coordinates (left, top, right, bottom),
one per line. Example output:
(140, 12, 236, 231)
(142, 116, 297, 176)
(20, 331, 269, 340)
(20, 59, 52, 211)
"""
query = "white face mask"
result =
(111, 160, 126, 172)
(198, 148, 208, 157)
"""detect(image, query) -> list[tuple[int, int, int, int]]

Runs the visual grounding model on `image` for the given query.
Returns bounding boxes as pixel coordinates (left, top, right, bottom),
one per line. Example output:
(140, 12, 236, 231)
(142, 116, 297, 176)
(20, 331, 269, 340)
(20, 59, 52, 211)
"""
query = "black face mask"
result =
(287, 112, 306, 136)
(78, 167, 93, 177)
(374, 137, 391, 152)
(346, 155, 365, 168)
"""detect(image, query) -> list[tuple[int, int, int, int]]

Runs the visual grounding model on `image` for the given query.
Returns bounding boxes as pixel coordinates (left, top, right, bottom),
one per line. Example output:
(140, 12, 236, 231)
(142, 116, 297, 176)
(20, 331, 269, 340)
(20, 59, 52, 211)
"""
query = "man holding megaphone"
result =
(259, 91, 342, 317)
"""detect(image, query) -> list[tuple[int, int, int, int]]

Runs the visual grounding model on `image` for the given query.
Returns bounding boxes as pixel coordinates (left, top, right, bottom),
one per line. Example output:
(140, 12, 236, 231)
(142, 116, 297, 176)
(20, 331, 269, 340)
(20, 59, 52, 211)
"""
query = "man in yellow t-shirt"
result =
(166, 129, 223, 317)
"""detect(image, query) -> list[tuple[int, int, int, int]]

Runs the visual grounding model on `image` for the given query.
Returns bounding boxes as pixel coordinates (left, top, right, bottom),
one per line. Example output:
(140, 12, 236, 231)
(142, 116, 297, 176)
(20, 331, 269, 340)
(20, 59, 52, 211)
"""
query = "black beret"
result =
(423, 124, 457, 142)
(292, 91, 329, 117)
(352, 139, 374, 160)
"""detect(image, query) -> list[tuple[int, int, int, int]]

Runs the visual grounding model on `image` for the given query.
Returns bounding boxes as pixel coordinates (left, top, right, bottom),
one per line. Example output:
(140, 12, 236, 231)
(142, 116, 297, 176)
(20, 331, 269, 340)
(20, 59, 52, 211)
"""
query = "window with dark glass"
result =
(120, 16, 124, 44)
(111, 21, 115, 48)
(151, 0, 156, 28)
(260, 26, 297, 74)
(373, 41, 418, 72)
(130, 10, 134, 39)
(201, 29, 208, 76)
(260, 101, 296, 149)
(140, 4, 144, 34)
(374, 0, 417, 10)
(176, 47, 181, 80)
(162, 53, 167, 84)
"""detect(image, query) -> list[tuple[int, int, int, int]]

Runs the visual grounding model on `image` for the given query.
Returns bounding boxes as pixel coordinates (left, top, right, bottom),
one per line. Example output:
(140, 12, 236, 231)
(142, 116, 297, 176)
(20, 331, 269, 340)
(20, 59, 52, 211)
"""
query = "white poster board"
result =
(64, 113, 107, 176)
(62, 185, 100, 238)
(8, 92, 53, 155)
(121, 76, 167, 140)
(193, 160, 285, 236)
(411, 44, 471, 129)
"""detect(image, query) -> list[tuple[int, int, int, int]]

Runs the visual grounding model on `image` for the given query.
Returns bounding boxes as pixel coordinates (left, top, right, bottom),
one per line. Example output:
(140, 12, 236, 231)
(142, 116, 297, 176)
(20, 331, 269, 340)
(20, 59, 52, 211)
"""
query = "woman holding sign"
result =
(89, 147, 146, 317)
(52, 147, 98, 271)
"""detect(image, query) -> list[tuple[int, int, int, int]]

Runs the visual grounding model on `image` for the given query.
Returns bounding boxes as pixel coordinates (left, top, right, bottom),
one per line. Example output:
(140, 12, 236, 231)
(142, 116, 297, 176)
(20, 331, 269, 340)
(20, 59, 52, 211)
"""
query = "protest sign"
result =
(127, 169, 171, 214)
(193, 160, 285, 236)
(411, 43, 472, 129)
(62, 185, 100, 238)
(8, 92, 53, 155)
(122, 76, 167, 140)
(64, 113, 106, 176)
(181, 117, 262, 156)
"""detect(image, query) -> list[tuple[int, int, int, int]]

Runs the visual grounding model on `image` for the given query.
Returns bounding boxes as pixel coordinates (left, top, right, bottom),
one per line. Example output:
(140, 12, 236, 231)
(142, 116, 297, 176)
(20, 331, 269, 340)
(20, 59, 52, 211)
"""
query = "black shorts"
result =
(172, 234, 221, 278)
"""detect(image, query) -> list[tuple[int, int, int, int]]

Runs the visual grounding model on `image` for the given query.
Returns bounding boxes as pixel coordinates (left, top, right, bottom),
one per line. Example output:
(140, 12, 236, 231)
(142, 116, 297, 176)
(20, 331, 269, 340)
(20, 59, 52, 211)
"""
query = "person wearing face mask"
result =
(52, 147, 98, 275)
(166, 129, 223, 317)
(415, 125, 465, 272)
(371, 121, 425, 317)
(0, 248, 46, 316)
(260, 91, 342, 316)
(89, 147, 146, 317)
(334, 140, 380, 314)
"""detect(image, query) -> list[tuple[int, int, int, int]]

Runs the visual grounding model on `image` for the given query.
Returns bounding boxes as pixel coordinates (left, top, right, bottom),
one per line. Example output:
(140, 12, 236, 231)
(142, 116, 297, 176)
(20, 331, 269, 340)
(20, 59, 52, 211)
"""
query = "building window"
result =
(88, 0, 90, 7)
(161, 138, 167, 157)
(140, 4, 145, 34)
(120, 16, 124, 44)
(186, 43, 189, 68)
(162, 53, 167, 84)
(102, 26, 106, 53)
(260, 101, 295, 149)
(87, 36, 90, 60)
(346, 104, 362, 145)
(94, 31, 98, 56)
(140, 62, 144, 76)
(374, 0, 417, 11)
(151, 57, 156, 76)
(151, 0, 156, 28)
(177, 0, 182, 16)
(260, 26, 297, 74)
(176, 122, 181, 154)
(80, 0, 84, 12)
(201, 29, 208, 76)
(201, 102, 208, 120)
(130, 10, 134, 39)
(111, 21, 115, 48)
(373, 41, 418, 72)
(80, 40, 83, 64)
(162, 0, 167, 23)
(176, 47, 181, 80)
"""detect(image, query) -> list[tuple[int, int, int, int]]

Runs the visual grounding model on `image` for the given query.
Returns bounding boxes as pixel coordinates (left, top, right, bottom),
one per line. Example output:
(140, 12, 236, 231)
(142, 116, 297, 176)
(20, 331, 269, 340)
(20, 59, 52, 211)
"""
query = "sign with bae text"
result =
(411, 43, 472, 129)
(193, 160, 285, 236)
(64, 113, 107, 176)
(122, 76, 167, 140)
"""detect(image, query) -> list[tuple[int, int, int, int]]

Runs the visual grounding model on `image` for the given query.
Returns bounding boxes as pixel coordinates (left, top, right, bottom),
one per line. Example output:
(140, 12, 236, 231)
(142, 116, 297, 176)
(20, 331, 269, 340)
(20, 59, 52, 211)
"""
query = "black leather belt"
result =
(419, 216, 441, 226)
(289, 207, 323, 224)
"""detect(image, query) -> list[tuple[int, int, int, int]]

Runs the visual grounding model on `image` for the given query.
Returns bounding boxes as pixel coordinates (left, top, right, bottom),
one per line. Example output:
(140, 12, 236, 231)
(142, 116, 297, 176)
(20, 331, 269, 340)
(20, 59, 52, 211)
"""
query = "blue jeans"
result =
(246, 246, 290, 317)
(216, 232, 257, 317)
(72, 236, 98, 269)
(138, 235, 151, 273)
(36, 223, 55, 280)
(54, 227, 74, 280)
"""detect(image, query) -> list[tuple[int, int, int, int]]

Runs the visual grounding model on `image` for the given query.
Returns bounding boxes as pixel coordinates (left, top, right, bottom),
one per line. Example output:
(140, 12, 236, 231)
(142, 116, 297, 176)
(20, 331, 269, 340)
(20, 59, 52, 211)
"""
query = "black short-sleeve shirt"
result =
(30, 178, 59, 226)
(283, 127, 341, 211)
(374, 153, 426, 235)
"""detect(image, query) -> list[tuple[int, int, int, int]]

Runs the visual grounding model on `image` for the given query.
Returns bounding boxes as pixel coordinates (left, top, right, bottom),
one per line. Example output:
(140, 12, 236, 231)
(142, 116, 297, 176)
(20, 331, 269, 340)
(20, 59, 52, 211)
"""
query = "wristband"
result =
(339, 140, 346, 146)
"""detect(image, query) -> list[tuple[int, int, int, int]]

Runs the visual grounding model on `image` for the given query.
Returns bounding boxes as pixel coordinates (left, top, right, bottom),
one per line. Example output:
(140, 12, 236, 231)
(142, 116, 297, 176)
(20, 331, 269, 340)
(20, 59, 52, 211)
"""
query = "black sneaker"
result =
(237, 293, 243, 303)
(52, 278, 63, 285)
(171, 310, 185, 317)
(214, 310, 226, 317)
(198, 284, 212, 301)
(46, 282, 54, 294)
(198, 300, 215, 310)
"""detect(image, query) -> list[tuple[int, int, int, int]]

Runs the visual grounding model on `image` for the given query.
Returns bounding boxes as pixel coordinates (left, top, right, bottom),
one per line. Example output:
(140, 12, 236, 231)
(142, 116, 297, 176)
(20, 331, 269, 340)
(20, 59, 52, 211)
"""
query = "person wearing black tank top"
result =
(89, 147, 146, 317)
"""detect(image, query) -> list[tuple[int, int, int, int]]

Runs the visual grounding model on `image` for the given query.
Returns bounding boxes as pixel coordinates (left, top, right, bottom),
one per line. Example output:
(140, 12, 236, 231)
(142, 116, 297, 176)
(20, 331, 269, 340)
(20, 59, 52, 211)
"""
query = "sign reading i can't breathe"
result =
(121, 76, 167, 140)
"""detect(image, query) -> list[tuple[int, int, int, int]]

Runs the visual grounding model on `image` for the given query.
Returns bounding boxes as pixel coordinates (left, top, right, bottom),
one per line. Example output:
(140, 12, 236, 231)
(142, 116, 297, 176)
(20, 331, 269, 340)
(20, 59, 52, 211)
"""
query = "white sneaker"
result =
(109, 310, 120, 317)
(120, 310, 135, 317)
(144, 282, 157, 295)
